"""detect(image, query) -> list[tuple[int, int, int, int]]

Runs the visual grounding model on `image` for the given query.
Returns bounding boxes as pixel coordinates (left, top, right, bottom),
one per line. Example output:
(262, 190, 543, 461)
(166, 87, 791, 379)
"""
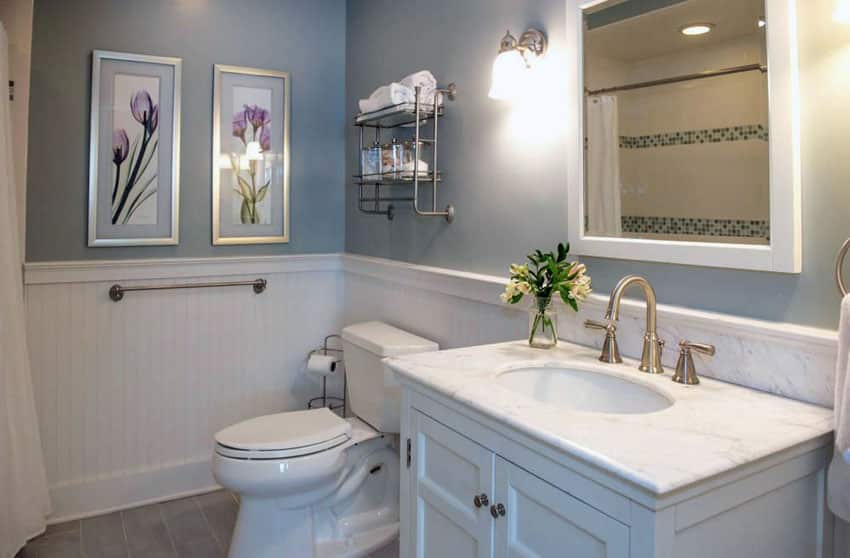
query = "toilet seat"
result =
(215, 408, 351, 460)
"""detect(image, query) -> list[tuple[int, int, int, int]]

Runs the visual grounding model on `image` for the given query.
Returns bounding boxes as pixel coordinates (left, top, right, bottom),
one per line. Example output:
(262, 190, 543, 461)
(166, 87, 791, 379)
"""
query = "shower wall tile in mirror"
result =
(583, 0, 769, 245)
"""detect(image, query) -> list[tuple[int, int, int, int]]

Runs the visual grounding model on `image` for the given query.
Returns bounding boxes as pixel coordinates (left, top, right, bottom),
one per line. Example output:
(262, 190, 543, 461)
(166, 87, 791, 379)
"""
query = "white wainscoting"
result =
(24, 254, 345, 522)
(24, 253, 840, 525)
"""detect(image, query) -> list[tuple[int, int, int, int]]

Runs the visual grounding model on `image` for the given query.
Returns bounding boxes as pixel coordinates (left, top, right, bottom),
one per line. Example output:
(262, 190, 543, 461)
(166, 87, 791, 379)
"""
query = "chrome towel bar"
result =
(836, 239, 850, 296)
(109, 278, 267, 302)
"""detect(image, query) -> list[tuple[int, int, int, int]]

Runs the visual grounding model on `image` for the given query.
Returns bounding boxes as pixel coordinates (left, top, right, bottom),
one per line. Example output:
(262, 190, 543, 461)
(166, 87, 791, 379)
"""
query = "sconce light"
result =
(488, 28, 548, 100)
(836, 0, 850, 23)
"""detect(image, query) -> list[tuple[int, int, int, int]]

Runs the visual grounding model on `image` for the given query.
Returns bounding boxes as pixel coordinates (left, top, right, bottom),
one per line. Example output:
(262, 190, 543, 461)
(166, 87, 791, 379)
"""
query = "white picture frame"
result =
(566, 0, 802, 273)
(88, 50, 181, 247)
(212, 64, 291, 245)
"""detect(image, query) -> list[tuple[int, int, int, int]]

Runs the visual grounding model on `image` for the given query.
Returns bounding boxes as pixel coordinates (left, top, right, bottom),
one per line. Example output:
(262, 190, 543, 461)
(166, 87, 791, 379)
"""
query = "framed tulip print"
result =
(212, 65, 290, 245)
(88, 50, 181, 246)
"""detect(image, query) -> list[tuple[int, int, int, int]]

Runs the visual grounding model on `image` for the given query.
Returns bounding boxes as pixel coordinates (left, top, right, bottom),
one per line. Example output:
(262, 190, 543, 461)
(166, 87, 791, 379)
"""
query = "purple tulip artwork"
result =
(229, 102, 272, 224)
(212, 65, 289, 245)
(111, 88, 160, 225)
(89, 50, 179, 247)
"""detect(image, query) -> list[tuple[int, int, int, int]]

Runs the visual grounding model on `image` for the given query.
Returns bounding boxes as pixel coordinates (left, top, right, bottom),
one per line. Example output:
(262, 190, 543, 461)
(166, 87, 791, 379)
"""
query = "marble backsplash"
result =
(343, 254, 837, 408)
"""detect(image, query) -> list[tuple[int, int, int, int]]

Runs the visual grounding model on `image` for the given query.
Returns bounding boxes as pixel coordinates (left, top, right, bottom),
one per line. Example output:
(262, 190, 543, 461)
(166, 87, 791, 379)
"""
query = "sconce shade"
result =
(488, 49, 527, 100)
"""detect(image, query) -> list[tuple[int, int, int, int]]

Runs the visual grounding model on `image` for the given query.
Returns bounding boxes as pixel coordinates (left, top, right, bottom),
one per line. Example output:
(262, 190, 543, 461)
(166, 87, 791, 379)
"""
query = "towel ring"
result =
(836, 238, 850, 296)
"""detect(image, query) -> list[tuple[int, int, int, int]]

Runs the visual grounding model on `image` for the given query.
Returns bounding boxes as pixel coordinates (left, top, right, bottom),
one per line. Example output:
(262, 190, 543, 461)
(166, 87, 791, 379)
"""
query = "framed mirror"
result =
(566, 0, 801, 272)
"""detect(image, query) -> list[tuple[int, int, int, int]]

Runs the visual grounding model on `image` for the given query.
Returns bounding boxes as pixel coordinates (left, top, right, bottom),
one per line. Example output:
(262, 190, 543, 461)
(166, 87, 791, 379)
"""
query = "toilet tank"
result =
(341, 321, 438, 433)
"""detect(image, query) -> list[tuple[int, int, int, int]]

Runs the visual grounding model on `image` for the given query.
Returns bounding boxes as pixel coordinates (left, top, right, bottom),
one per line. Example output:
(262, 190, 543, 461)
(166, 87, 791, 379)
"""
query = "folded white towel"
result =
(358, 70, 442, 114)
(400, 70, 438, 105)
(828, 294, 850, 521)
(358, 82, 415, 114)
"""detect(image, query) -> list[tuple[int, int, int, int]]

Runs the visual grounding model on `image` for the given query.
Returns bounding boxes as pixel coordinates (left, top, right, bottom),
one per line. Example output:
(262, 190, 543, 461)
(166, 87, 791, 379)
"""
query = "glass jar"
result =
(361, 142, 381, 178)
(401, 139, 428, 178)
(382, 138, 402, 179)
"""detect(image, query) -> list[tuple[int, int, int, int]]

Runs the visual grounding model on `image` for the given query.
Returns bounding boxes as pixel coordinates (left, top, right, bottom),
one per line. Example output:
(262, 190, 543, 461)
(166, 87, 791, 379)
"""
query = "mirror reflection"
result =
(583, 0, 769, 245)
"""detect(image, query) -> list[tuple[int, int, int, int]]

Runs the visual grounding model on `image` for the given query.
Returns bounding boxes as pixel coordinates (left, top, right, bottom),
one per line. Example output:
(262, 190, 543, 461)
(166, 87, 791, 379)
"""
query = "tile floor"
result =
(16, 491, 399, 558)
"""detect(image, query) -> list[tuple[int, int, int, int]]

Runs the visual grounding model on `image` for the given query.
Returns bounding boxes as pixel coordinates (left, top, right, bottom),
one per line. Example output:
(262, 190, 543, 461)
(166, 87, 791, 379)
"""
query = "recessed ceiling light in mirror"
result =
(680, 23, 714, 36)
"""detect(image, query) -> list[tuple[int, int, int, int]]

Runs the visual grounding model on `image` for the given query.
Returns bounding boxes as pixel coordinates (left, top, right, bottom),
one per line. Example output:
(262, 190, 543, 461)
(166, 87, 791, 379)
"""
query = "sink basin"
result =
(496, 366, 673, 415)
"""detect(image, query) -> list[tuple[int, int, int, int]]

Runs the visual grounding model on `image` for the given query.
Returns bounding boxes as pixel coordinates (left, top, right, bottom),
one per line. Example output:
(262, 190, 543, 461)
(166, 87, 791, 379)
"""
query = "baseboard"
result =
(46, 458, 218, 524)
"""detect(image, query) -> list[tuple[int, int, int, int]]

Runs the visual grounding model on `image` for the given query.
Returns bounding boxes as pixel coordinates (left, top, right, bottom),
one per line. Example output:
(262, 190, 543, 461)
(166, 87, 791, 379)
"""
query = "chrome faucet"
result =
(604, 275, 664, 374)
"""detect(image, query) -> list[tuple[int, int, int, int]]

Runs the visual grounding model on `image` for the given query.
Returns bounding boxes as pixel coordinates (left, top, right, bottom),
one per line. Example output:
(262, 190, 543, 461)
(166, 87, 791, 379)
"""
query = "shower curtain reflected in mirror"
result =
(0, 22, 50, 558)
(585, 94, 622, 236)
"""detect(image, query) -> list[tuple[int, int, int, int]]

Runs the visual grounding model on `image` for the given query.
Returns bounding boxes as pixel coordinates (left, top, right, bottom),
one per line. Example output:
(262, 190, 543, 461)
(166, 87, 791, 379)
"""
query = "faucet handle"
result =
(584, 319, 615, 333)
(672, 340, 715, 385)
(584, 320, 622, 364)
(680, 340, 715, 356)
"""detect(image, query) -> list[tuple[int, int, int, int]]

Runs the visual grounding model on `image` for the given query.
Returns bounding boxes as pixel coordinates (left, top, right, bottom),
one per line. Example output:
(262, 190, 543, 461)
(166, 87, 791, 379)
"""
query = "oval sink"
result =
(496, 366, 673, 415)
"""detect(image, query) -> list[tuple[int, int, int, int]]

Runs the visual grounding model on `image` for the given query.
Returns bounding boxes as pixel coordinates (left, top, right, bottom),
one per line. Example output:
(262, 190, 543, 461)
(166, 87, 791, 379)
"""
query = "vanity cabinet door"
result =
(493, 457, 630, 558)
(409, 410, 495, 558)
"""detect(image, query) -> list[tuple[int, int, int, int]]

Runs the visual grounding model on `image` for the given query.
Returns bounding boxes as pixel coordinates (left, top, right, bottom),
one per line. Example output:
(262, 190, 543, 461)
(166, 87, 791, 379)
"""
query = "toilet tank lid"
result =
(342, 321, 439, 357)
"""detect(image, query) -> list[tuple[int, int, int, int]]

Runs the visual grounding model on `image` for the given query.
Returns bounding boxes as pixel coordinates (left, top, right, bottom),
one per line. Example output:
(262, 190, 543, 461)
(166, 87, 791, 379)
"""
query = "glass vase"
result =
(528, 296, 558, 349)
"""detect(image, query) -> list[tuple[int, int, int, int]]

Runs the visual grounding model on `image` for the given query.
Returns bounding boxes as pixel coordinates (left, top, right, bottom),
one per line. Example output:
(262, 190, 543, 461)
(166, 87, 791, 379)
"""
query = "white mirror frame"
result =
(566, 0, 801, 273)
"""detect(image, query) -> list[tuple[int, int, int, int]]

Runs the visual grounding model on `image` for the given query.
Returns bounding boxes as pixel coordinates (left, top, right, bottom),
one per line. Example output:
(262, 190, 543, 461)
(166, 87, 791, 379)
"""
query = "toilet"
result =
(212, 321, 438, 558)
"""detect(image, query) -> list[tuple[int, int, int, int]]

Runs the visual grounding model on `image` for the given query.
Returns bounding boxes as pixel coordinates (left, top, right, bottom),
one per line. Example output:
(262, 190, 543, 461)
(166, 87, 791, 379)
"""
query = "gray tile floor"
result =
(16, 491, 400, 558)
(18, 491, 236, 558)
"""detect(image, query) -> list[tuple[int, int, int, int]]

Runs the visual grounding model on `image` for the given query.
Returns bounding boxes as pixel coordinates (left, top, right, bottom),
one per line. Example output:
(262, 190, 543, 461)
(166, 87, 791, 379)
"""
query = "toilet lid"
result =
(215, 408, 351, 456)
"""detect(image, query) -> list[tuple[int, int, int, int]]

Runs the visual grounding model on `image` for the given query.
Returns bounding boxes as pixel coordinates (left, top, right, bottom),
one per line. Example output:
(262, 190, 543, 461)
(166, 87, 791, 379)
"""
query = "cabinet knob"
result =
(473, 493, 489, 508)
(490, 503, 506, 518)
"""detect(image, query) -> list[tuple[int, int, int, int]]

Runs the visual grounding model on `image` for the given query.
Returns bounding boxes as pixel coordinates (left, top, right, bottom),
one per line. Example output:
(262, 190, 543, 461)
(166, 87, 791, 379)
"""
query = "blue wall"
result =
(345, 0, 850, 329)
(26, 0, 346, 260)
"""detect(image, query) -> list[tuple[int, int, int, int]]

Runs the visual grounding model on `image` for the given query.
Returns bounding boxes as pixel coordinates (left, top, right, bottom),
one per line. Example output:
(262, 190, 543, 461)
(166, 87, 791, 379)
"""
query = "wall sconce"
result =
(836, 0, 850, 23)
(488, 28, 548, 100)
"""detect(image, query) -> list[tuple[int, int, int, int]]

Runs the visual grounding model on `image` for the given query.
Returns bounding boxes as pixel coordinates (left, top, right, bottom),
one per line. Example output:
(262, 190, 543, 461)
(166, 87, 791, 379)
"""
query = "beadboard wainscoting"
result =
(24, 253, 839, 524)
(23, 254, 345, 522)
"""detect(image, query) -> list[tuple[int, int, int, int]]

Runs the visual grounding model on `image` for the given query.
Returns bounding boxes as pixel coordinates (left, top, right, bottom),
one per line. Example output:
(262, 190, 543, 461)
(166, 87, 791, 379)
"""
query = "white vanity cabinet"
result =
(406, 408, 628, 558)
(399, 386, 833, 558)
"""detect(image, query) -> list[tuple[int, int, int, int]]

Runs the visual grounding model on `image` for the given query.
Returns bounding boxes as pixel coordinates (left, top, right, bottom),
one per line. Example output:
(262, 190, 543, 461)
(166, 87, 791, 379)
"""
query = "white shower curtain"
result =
(586, 95, 622, 236)
(0, 22, 50, 558)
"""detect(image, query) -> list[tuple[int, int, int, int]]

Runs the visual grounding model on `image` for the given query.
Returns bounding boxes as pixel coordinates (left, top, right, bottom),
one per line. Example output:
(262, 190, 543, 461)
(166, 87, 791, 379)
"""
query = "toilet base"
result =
(227, 502, 399, 558)
(224, 434, 400, 558)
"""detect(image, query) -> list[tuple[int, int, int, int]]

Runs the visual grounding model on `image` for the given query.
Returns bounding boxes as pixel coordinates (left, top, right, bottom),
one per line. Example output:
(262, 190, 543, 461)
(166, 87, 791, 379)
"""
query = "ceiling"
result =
(585, 0, 765, 62)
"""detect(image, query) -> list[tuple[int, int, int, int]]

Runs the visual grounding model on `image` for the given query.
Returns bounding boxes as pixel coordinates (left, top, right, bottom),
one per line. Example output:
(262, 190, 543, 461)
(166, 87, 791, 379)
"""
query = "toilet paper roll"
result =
(307, 354, 338, 377)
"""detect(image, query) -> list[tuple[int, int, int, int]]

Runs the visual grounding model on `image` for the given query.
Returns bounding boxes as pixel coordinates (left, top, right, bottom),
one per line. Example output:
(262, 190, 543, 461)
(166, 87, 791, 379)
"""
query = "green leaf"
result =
(557, 242, 567, 262)
(255, 183, 269, 203)
(237, 176, 254, 201)
(240, 199, 252, 223)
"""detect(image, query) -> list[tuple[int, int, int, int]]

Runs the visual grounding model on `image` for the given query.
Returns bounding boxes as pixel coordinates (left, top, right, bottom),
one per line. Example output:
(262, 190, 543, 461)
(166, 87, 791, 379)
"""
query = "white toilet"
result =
(212, 321, 438, 558)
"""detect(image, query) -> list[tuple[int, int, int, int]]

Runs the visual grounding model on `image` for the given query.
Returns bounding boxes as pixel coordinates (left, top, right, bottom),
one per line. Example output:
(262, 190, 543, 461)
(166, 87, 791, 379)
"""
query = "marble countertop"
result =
(386, 340, 834, 496)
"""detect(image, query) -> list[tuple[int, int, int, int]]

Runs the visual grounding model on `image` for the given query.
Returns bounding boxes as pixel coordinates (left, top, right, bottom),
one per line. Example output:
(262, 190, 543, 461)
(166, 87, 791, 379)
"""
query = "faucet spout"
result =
(604, 275, 663, 374)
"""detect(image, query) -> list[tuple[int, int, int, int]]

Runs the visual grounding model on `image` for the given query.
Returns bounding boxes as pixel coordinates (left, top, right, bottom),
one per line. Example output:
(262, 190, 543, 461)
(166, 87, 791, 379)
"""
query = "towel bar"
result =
(109, 278, 267, 302)
(836, 238, 850, 296)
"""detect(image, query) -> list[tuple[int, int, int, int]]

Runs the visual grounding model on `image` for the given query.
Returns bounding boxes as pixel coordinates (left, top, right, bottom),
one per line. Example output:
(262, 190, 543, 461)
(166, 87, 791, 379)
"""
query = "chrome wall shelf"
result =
(354, 83, 456, 222)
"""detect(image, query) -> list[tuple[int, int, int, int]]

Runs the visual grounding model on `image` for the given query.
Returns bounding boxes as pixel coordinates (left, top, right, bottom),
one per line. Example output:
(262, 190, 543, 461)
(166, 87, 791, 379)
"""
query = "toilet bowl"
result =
(212, 321, 438, 558)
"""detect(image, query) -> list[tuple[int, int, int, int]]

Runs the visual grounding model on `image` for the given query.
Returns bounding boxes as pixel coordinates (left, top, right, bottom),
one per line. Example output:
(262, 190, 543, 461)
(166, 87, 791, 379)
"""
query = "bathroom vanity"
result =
(387, 341, 834, 558)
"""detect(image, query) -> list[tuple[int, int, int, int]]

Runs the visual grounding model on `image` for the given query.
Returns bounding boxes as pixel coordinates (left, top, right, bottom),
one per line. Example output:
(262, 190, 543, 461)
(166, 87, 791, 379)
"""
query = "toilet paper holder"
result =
(307, 334, 346, 416)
